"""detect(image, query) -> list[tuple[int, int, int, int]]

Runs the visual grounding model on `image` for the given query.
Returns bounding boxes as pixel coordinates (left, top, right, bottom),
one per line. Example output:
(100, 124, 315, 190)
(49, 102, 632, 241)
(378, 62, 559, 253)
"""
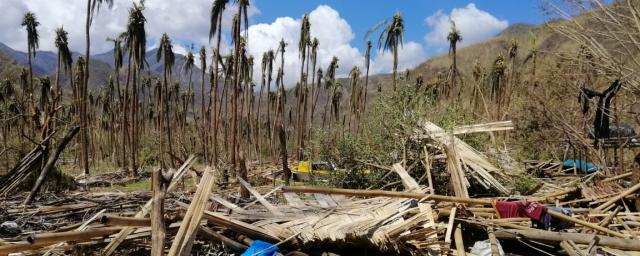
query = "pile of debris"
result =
(1, 122, 640, 255)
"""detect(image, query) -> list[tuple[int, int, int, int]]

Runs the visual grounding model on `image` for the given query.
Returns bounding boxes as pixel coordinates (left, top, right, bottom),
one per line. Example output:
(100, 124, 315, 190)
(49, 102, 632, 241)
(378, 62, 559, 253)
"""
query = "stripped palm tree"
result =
(183, 48, 195, 113)
(348, 66, 361, 133)
(523, 32, 538, 87)
(323, 57, 339, 127)
(447, 20, 462, 99)
(107, 34, 126, 166)
(54, 27, 73, 131)
(21, 12, 39, 137)
(264, 50, 275, 146)
(83, 0, 114, 175)
(308, 38, 319, 133)
(361, 40, 372, 126)
(504, 39, 518, 114)
(198, 46, 208, 164)
(209, 0, 229, 165)
(157, 33, 175, 168)
(367, 11, 404, 91)
(257, 51, 270, 163)
(295, 14, 311, 160)
(124, 2, 146, 175)
(491, 54, 506, 119)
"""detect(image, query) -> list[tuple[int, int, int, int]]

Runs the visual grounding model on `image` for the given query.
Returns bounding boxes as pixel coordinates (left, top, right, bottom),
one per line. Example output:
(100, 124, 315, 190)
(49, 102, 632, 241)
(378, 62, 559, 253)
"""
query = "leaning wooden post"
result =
(152, 168, 169, 255)
(24, 126, 80, 205)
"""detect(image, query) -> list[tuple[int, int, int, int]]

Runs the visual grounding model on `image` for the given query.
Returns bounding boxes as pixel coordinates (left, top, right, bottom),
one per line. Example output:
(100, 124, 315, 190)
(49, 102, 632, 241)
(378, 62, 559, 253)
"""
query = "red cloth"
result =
(495, 201, 546, 221)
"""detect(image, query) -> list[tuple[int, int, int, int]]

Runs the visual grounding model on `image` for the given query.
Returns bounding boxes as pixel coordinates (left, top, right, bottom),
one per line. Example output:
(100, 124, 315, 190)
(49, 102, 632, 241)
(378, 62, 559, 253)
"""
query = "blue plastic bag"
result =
(240, 240, 279, 256)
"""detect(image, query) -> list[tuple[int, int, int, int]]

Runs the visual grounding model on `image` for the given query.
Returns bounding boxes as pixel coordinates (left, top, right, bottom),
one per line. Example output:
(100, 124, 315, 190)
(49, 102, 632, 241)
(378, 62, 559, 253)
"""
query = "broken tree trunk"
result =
(494, 229, 640, 251)
(24, 126, 80, 205)
(102, 155, 195, 256)
(152, 168, 168, 255)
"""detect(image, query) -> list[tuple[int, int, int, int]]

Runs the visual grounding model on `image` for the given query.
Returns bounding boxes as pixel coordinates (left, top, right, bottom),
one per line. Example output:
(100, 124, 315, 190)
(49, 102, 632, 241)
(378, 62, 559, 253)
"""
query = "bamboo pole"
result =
(594, 182, 640, 212)
(282, 186, 493, 205)
(0, 227, 121, 254)
(101, 215, 151, 227)
(546, 210, 626, 238)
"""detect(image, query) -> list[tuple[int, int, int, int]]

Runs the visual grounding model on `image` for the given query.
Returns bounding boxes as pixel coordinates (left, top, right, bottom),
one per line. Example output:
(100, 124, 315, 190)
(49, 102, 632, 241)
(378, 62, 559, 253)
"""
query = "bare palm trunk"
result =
(392, 48, 398, 91)
(82, 0, 91, 175)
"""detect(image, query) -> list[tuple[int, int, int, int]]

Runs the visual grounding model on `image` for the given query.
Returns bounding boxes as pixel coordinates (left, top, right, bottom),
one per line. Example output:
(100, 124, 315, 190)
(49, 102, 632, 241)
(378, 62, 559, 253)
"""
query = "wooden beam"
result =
(494, 229, 640, 251)
(168, 168, 216, 256)
(282, 186, 492, 205)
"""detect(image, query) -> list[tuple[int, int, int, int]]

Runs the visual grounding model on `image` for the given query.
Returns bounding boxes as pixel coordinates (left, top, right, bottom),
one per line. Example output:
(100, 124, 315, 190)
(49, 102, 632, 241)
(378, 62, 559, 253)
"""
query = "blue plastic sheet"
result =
(563, 159, 602, 174)
(240, 240, 279, 256)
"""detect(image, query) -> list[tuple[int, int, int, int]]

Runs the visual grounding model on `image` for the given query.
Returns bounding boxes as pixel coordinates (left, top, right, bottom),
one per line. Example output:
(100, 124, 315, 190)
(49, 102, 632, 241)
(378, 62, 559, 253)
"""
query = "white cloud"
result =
(0, 1, 427, 87)
(247, 5, 425, 88)
(424, 3, 508, 51)
(371, 41, 426, 74)
(0, 0, 259, 54)
(247, 5, 364, 87)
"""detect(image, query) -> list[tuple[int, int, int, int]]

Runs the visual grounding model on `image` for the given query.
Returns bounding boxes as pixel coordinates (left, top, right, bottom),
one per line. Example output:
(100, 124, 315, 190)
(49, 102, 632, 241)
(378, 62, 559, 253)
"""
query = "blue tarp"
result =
(241, 240, 279, 256)
(563, 159, 602, 174)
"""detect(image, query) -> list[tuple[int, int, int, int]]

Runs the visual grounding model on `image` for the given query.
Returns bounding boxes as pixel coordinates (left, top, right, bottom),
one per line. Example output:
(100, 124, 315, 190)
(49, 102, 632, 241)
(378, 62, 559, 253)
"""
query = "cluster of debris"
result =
(0, 121, 639, 256)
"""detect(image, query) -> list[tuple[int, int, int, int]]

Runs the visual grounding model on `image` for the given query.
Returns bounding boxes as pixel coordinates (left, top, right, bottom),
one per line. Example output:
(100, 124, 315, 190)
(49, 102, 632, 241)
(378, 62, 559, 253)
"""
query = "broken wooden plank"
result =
(168, 168, 216, 256)
(444, 207, 457, 244)
(392, 163, 420, 191)
(283, 192, 305, 207)
(237, 177, 283, 216)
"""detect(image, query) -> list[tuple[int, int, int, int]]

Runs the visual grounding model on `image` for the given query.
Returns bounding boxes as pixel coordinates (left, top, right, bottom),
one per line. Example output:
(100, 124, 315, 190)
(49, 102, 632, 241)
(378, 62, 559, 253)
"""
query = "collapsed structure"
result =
(0, 121, 639, 256)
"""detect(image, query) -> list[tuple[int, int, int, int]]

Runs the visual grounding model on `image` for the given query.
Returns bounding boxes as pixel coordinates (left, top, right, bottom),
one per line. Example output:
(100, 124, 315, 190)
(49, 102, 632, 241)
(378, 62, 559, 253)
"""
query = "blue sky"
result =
(0, 0, 550, 86)
(253, 0, 546, 54)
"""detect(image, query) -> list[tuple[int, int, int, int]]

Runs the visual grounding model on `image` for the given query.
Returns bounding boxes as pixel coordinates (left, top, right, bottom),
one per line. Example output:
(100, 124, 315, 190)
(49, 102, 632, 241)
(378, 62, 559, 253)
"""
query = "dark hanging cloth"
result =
(579, 80, 622, 139)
